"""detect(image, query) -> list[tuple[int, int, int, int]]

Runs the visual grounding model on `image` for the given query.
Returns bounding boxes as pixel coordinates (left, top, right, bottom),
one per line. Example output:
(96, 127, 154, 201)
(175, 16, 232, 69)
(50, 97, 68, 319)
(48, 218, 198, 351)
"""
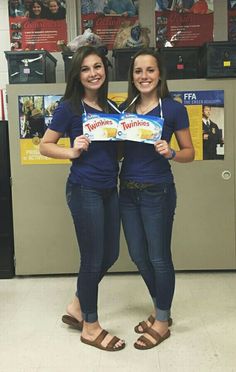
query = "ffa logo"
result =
(211, 128, 216, 134)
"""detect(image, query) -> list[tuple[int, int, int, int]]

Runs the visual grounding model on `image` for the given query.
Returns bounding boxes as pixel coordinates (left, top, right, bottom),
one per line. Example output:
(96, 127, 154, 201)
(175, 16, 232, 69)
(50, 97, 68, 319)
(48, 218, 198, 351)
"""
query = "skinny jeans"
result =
(66, 181, 120, 323)
(119, 183, 176, 321)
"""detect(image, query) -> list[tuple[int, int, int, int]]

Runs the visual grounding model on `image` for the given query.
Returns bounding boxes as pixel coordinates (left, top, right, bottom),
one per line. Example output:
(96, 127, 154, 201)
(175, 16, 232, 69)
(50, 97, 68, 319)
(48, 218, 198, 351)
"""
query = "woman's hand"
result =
(154, 140, 172, 159)
(70, 135, 90, 159)
(154, 129, 195, 163)
(39, 130, 91, 160)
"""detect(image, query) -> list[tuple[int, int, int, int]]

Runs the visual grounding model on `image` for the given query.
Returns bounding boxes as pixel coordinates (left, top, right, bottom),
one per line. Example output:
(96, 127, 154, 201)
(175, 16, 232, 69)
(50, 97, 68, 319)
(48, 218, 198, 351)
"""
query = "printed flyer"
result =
(155, 0, 214, 48)
(171, 90, 224, 160)
(80, 0, 140, 50)
(8, 0, 67, 51)
(18, 94, 70, 165)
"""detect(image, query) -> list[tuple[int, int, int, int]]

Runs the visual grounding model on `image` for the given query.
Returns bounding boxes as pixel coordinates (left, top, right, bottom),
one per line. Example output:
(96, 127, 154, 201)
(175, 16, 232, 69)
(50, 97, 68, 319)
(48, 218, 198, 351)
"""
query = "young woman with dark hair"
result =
(119, 48, 194, 350)
(46, 0, 66, 20)
(40, 46, 125, 352)
(28, 0, 47, 18)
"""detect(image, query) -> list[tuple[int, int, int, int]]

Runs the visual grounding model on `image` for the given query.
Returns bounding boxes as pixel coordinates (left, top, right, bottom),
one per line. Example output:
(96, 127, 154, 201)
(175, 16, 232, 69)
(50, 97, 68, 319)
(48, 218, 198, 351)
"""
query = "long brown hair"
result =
(63, 46, 109, 115)
(125, 48, 170, 113)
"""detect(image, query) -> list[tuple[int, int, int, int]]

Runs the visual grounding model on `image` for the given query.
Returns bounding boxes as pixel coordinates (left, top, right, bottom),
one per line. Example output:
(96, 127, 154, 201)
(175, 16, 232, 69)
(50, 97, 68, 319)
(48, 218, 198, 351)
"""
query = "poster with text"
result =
(110, 89, 224, 161)
(170, 90, 224, 160)
(18, 95, 70, 165)
(228, 0, 236, 41)
(8, 0, 67, 52)
(155, 0, 214, 48)
(80, 0, 141, 50)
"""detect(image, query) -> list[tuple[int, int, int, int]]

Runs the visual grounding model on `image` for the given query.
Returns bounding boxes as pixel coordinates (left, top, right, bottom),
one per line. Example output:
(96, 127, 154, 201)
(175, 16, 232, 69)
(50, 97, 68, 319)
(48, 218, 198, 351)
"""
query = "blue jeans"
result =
(119, 183, 176, 321)
(66, 181, 120, 323)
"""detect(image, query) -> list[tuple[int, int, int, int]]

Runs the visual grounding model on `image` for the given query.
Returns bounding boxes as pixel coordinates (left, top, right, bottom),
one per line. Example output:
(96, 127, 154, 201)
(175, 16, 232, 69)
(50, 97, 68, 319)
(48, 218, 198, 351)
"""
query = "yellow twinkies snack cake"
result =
(138, 128, 154, 140)
(103, 127, 117, 138)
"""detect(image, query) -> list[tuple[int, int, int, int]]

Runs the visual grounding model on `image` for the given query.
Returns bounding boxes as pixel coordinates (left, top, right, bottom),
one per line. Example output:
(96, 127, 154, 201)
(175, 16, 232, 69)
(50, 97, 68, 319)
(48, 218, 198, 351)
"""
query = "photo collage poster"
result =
(155, 0, 214, 48)
(80, 0, 142, 50)
(8, 0, 67, 51)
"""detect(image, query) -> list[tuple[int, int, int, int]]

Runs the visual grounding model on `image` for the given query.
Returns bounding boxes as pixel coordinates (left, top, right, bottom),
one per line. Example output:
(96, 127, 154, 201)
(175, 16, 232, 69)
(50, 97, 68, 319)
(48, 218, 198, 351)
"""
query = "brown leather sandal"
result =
(134, 327, 170, 350)
(81, 329, 125, 351)
(62, 314, 83, 331)
(134, 314, 173, 334)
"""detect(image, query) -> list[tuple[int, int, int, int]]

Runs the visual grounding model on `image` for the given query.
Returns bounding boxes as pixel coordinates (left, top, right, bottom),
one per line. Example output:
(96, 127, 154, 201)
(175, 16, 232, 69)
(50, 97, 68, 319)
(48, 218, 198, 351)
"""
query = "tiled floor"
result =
(1, 272, 236, 372)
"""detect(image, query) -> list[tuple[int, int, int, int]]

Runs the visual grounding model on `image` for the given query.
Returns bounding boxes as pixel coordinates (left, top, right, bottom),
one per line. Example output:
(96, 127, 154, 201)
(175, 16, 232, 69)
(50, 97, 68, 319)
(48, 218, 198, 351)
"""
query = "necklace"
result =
(137, 100, 159, 115)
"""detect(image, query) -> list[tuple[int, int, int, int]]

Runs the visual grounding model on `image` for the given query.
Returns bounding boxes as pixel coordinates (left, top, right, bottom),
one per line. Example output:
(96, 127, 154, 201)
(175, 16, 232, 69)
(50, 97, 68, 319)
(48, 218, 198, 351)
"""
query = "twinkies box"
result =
(117, 113, 163, 144)
(5, 50, 57, 84)
(82, 113, 120, 141)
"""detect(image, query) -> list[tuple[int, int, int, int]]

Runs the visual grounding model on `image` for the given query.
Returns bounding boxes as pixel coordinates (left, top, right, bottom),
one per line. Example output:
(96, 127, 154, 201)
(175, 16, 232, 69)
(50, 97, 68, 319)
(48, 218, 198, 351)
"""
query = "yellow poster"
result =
(171, 105, 203, 160)
(20, 138, 70, 165)
(18, 95, 70, 165)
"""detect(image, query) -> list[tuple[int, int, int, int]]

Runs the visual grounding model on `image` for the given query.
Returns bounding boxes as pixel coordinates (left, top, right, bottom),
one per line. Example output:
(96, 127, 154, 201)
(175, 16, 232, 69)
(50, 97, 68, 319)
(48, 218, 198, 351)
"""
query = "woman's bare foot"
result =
(66, 296, 83, 322)
(135, 312, 156, 333)
(82, 321, 125, 349)
(135, 320, 169, 347)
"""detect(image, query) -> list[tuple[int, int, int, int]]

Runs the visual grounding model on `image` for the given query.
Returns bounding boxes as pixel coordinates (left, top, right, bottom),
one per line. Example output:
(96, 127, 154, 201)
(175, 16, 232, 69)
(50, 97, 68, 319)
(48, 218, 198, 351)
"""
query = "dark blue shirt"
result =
(49, 100, 119, 189)
(119, 97, 189, 184)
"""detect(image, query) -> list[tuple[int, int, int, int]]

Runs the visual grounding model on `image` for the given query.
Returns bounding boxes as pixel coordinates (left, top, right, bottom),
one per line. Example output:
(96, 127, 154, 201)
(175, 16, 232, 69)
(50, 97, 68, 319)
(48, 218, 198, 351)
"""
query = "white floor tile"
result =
(1, 273, 236, 372)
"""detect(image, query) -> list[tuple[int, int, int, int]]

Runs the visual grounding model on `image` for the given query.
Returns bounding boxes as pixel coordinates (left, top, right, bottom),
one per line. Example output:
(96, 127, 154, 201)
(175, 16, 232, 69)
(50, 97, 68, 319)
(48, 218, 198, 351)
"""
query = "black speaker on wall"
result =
(4, 50, 57, 84)
(112, 48, 141, 81)
(201, 41, 236, 78)
(0, 121, 15, 278)
(159, 47, 202, 80)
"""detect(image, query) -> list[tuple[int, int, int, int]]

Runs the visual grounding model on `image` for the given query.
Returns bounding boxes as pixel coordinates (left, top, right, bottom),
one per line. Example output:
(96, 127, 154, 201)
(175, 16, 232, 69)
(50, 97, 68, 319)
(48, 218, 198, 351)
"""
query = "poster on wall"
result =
(171, 90, 224, 160)
(155, 0, 214, 48)
(228, 0, 236, 41)
(80, 0, 142, 50)
(18, 90, 224, 165)
(8, 0, 67, 52)
(18, 95, 70, 165)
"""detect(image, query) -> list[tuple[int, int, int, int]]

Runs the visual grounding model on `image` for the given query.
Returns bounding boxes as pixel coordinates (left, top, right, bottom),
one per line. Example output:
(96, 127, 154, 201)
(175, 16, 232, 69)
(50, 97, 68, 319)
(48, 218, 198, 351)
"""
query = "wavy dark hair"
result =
(29, 1, 47, 18)
(63, 45, 110, 115)
(125, 48, 170, 113)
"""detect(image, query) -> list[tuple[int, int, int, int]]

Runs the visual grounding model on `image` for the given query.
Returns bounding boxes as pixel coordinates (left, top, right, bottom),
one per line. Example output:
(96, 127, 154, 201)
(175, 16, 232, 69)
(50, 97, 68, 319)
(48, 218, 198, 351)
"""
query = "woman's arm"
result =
(39, 128, 90, 159)
(154, 128, 195, 163)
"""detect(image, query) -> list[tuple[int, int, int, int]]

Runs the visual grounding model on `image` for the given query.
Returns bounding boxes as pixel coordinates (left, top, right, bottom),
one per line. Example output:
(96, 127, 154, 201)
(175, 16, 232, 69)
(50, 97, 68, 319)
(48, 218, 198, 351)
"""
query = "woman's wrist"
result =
(166, 148, 176, 160)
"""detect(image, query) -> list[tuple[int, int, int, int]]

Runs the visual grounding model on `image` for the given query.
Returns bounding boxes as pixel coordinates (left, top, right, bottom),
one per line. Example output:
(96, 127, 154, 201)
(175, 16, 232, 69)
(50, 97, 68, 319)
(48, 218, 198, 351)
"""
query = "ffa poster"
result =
(171, 90, 224, 160)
